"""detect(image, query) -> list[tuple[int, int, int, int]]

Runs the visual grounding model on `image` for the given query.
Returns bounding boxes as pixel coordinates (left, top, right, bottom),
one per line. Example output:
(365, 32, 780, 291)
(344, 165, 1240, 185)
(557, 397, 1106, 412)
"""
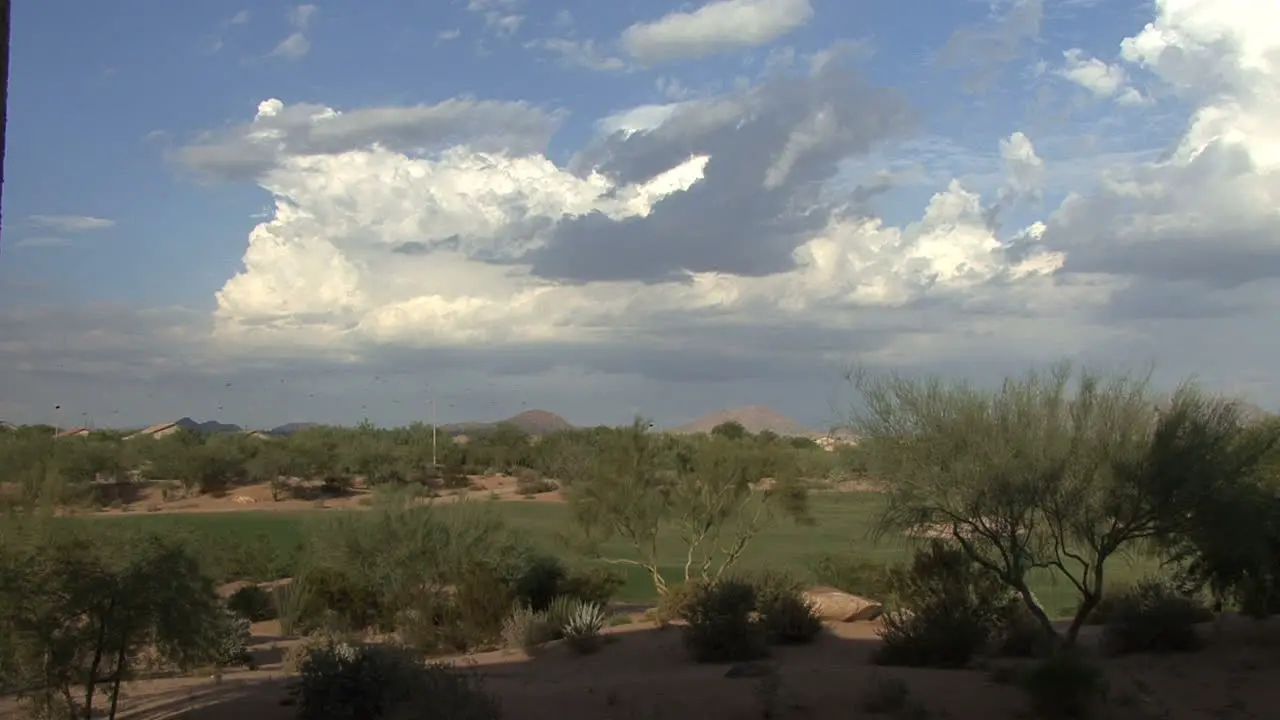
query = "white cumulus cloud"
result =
(622, 0, 814, 65)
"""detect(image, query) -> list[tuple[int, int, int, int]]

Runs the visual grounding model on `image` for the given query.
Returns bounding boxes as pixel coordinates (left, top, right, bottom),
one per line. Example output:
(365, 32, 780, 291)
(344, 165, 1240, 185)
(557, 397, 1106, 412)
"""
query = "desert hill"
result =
(267, 422, 322, 436)
(441, 409, 574, 437)
(669, 405, 816, 438)
(176, 417, 243, 434)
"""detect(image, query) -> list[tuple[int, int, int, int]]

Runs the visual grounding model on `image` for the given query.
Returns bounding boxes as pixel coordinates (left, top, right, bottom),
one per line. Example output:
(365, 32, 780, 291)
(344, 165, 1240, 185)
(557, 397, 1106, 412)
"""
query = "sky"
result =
(0, 0, 1277, 431)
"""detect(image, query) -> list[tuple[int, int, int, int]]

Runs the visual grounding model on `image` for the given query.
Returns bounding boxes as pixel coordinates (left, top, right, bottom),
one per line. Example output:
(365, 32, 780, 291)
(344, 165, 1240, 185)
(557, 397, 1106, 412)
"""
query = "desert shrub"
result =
(559, 566, 624, 607)
(450, 568, 516, 649)
(511, 555, 566, 611)
(500, 606, 555, 653)
(515, 469, 557, 496)
(227, 584, 276, 622)
(873, 541, 1011, 668)
(1019, 650, 1108, 719)
(651, 581, 700, 626)
(861, 676, 913, 715)
(990, 600, 1053, 658)
(751, 571, 822, 645)
(442, 470, 472, 490)
(293, 640, 501, 720)
(561, 600, 608, 655)
(302, 499, 532, 651)
(298, 566, 384, 633)
(209, 604, 255, 671)
(1101, 579, 1209, 655)
(681, 579, 769, 663)
(808, 554, 896, 601)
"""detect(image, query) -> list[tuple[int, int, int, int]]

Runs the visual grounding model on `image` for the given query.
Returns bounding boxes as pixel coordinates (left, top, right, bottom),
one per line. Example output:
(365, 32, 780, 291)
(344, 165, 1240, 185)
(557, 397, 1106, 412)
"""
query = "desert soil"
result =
(48, 476, 568, 517)
(4, 614, 1278, 720)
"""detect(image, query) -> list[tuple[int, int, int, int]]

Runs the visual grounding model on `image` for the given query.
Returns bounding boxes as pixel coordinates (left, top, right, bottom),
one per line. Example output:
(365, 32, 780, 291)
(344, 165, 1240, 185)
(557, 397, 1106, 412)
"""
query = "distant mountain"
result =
(174, 417, 242, 434)
(441, 409, 574, 437)
(268, 422, 322, 436)
(670, 406, 817, 438)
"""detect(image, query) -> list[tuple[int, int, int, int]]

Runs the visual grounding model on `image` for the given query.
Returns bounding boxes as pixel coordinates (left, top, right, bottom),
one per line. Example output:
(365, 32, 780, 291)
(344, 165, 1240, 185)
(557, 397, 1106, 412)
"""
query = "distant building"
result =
(54, 427, 91, 438)
(126, 421, 182, 440)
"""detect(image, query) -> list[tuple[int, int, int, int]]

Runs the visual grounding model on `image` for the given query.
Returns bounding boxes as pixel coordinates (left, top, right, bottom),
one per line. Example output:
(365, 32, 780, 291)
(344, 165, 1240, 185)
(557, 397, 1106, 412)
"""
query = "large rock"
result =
(802, 587, 883, 622)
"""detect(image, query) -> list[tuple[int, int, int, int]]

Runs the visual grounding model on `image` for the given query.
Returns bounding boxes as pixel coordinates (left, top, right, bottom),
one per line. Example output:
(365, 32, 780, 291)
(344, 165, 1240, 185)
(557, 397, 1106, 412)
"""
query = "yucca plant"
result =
(544, 595, 576, 639)
(562, 600, 608, 655)
(272, 577, 313, 637)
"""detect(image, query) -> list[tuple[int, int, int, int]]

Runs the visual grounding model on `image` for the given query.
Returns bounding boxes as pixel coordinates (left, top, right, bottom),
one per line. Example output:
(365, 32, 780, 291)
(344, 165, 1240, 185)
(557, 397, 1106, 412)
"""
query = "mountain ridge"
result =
(668, 405, 817, 438)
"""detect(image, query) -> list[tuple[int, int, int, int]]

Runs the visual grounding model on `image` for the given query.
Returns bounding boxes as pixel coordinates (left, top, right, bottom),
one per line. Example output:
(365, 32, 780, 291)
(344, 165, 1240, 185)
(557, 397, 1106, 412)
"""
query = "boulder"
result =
(801, 587, 883, 622)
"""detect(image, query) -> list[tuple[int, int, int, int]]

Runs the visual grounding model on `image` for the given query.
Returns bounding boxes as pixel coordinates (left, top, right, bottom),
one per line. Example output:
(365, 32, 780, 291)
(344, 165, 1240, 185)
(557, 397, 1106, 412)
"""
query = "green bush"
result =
(1019, 650, 1108, 719)
(209, 604, 255, 670)
(873, 541, 1011, 668)
(227, 584, 276, 622)
(511, 555, 566, 611)
(651, 581, 700, 626)
(1101, 579, 1210, 655)
(293, 640, 501, 720)
(751, 571, 822, 645)
(990, 600, 1053, 658)
(680, 579, 769, 663)
(559, 566, 624, 607)
(514, 469, 557, 496)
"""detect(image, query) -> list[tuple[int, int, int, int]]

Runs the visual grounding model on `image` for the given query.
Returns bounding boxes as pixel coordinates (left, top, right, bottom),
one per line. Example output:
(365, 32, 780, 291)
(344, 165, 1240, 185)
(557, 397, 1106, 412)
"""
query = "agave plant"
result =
(544, 595, 577, 639)
(561, 600, 608, 654)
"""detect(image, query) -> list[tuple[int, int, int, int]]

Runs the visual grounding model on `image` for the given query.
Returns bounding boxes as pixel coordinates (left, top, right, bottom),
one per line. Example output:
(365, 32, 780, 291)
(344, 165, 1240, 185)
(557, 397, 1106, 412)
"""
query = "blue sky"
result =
(1, 0, 1276, 429)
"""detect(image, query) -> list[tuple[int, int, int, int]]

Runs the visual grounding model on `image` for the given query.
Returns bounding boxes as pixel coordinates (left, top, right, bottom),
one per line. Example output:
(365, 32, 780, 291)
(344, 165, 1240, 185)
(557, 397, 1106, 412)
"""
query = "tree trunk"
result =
(1065, 592, 1099, 645)
(1, 0, 10, 239)
(1014, 580, 1059, 642)
(106, 631, 129, 720)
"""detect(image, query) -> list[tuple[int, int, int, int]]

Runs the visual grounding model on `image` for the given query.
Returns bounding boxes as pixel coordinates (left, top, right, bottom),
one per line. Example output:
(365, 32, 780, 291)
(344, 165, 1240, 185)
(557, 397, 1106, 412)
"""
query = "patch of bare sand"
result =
(11, 616, 1275, 720)
(56, 476, 566, 517)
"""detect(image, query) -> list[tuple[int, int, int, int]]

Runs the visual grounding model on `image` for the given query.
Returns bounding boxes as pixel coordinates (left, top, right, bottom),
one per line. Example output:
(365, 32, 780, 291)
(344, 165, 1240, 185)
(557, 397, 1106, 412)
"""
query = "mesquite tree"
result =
(561, 419, 809, 596)
(849, 361, 1275, 644)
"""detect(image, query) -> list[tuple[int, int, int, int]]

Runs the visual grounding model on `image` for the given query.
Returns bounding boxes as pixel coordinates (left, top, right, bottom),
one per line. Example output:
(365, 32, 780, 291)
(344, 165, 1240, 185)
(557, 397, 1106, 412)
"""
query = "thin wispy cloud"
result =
(27, 215, 115, 232)
(269, 4, 317, 61)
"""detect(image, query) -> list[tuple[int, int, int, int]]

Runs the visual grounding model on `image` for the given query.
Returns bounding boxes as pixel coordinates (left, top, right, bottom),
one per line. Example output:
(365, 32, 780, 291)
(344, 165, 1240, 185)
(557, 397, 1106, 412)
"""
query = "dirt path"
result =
(6, 616, 1277, 720)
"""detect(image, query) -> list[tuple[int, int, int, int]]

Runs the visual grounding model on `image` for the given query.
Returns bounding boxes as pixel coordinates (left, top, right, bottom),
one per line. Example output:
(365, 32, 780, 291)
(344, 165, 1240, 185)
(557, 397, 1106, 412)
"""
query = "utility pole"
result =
(430, 397, 437, 468)
(1, 0, 11, 239)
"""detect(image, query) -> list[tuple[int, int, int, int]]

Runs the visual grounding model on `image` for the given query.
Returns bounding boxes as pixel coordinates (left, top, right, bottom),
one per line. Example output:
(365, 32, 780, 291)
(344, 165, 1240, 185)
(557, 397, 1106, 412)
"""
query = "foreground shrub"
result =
(751, 571, 822, 645)
(1019, 650, 1108, 719)
(681, 579, 769, 663)
(1101, 579, 1209, 655)
(227, 584, 276, 622)
(293, 640, 501, 720)
(500, 606, 555, 653)
(873, 541, 1011, 668)
(651, 581, 699, 626)
(209, 603, 255, 672)
(990, 600, 1053, 658)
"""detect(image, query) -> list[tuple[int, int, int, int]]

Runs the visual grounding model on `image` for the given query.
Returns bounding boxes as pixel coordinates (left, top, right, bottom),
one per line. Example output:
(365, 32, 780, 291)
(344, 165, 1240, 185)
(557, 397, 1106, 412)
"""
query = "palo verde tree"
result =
(559, 418, 809, 596)
(0, 520, 222, 720)
(849, 361, 1276, 645)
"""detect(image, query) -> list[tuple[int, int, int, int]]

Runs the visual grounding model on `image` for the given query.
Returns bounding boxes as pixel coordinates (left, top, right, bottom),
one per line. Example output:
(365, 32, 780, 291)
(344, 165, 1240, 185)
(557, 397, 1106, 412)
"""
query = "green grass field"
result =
(67, 494, 1164, 617)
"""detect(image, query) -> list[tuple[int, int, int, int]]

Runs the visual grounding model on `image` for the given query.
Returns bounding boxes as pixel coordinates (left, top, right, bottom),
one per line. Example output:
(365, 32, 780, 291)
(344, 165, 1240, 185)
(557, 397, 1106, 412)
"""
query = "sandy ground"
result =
(5, 615, 1277, 720)
(44, 476, 567, 517)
